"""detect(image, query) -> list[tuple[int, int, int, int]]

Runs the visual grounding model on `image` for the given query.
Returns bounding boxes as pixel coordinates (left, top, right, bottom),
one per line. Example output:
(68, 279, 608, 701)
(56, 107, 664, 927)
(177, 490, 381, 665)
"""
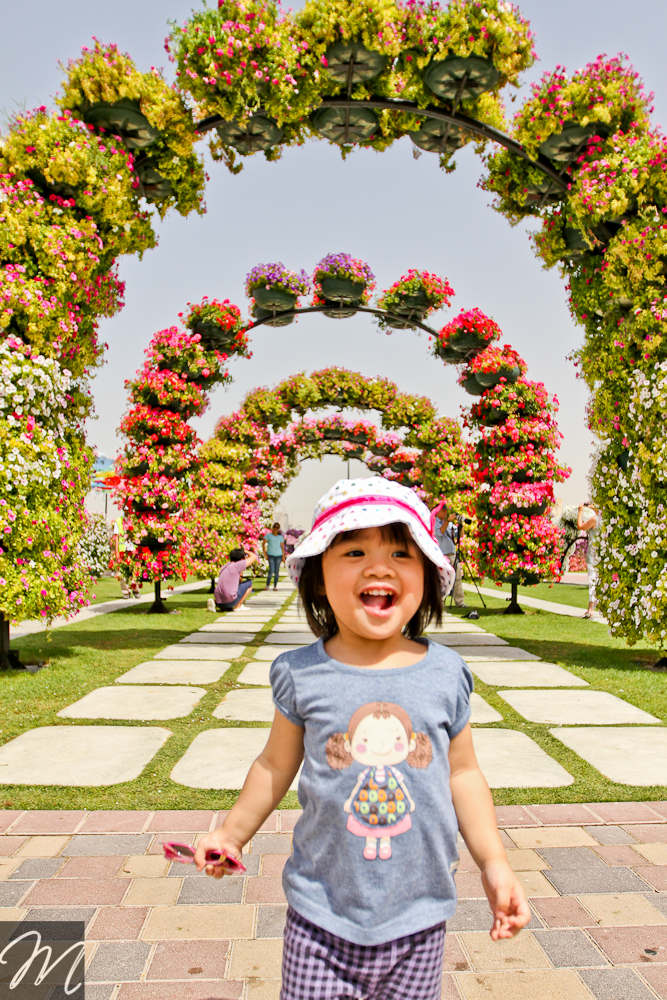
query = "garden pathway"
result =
(462, 584, 607, 622)
(1, 805, 667, 998)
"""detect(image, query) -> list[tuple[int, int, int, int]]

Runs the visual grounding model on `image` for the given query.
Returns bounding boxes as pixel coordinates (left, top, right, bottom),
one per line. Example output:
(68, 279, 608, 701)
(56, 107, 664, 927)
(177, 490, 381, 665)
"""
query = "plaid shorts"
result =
(280, 906, 446, 1000)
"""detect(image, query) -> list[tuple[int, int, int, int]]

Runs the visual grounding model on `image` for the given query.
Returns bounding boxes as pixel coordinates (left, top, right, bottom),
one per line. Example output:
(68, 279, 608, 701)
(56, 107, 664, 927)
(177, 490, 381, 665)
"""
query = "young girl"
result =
(196, 477, 531, 999)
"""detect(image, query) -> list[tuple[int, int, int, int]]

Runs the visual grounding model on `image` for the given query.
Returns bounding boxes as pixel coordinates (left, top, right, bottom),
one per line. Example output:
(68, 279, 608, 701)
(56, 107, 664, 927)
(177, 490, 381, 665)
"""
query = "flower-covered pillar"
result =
(453, 328, 569, 612)
(116, 309, 244, 612)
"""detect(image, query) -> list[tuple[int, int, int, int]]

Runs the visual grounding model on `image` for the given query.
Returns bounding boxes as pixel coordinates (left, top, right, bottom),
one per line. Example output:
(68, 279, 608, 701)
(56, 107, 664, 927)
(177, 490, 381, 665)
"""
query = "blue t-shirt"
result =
(265, 532, 284, 557)
(270, 638, 473, 945)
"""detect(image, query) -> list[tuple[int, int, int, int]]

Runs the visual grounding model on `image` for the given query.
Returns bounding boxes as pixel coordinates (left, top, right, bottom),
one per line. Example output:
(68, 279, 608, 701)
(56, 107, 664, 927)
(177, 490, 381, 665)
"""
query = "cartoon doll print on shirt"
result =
(325, 701, 432, 862)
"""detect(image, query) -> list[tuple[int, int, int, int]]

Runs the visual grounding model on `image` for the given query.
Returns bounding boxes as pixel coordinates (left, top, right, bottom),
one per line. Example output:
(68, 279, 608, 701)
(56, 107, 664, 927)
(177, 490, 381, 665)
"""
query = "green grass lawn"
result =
(449, 589, 667, 805)
(86, 575, 214, 605)
(4, 579, 295, 811)
(475, 578, 590, 610)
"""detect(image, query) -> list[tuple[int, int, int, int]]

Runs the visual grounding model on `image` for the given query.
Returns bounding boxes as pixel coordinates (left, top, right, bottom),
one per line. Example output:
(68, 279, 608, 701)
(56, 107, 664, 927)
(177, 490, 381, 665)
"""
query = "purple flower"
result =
(313, 253, 375, 285)
(245, 262, 310, 298)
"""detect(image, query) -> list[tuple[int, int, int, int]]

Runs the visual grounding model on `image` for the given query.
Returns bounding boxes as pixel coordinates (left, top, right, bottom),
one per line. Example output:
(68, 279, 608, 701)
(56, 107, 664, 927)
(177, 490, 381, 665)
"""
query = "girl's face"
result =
(345, 714, 415, 765)
(320, 526, 425, 641)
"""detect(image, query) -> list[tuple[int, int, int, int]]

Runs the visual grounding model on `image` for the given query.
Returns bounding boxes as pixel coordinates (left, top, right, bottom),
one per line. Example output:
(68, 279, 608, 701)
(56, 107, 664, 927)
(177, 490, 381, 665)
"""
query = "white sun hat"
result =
(286, 477, 455, 593)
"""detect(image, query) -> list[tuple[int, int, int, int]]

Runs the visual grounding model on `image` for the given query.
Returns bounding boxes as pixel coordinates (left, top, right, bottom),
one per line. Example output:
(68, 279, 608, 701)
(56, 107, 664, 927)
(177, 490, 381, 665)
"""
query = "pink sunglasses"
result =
(162, 840, 246, 873)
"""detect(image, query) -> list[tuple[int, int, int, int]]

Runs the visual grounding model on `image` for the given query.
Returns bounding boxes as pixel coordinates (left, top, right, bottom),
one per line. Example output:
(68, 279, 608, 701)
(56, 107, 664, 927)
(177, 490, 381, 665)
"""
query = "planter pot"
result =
(312, 106, 379, 145)
(323, 305, 358, 318)
(137, 537, 173, 552)
(323, 428, 344, 441)
(156, 360, 219, 390)
(252, 287, 297, 312)
(617, 449, 630, 472)
(434, 343, 464, 363)
(479, 409, 509, 426)
(462, 375, 485, 397)
(410, 118, 469, 154)
(475, 366, 521, 388)
(424, 56, 500, 103)
(320, 277, 366, 303)
(390, 290, 430, 318)
(84, 99, 159, 150)
(370, 445, 394, 457)
(447, 331, 489, 352)
(216, 114, 283, 153)
(511, 470, 534, 483)
(391, 461, 415, 472)
(521, 180, 565, 208)
(539, 120, 610, 164)
(499, 501, 549, 516)
(136, 160, 172, 202)
(345, 448, 366, 460)
(503, 572, 541, 586)
(252, 305, 294, 328)
(324, 40, 388, 84)
(191, 322, 240, 352)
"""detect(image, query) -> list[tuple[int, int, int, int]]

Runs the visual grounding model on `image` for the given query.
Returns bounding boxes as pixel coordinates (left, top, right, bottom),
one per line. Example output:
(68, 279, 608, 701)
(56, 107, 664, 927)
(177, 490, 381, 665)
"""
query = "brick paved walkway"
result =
(2, 805, 667, 998)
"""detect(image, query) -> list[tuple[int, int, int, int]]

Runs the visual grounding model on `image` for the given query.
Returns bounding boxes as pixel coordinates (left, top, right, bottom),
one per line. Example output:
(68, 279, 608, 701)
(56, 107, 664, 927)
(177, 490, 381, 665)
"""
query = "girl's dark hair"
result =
(229, 547, 246, 562)
(298, 522, 442, 641)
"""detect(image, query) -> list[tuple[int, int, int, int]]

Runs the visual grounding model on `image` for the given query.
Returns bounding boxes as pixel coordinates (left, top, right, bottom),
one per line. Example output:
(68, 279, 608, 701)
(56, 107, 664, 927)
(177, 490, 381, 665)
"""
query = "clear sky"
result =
(3, 0, 665, 524)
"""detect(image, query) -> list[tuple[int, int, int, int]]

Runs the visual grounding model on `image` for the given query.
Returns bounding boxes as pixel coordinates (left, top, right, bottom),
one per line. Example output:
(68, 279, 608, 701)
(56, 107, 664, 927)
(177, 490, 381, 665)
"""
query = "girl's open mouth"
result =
(359, 589, 397, 614)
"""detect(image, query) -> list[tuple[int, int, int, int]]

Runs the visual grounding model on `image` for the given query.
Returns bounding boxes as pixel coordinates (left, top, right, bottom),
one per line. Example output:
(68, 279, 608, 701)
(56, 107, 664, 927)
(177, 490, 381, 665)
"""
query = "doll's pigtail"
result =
(325, 732, 353, 770)
(407, 731, 432, 769)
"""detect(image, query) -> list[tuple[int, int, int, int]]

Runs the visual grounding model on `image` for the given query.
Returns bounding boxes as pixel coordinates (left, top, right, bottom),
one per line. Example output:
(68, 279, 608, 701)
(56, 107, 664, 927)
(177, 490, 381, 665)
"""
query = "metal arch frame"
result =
(195, 95, 568, 191)
(245, 301, 482, 364)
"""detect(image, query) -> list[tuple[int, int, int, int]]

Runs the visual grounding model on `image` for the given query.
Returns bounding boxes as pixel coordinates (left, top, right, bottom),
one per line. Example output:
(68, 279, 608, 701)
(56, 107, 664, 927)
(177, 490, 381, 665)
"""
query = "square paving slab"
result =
(455, 646, 540, 661)
(425, 634, 507, 646)
(213, 689, 274, 723)
(500, 690, 660, 725)
(265, 633, 315, 645)
(254, 646, 301, 660)
(155, 643, 246, 660)
(237, 661, 271, 686)
(58, 686, 206, 721)
(199, 622, 264, 633)
(470, 693, 503, 724)
(0, 726, 170, 785)
(472, 729, 574, 788)
(269, 623, 313, 633)
(115, 660, 230, 685)
(180, 632, 255, 645)
(170, 729, 302, 790)
(550, 728, 667, 785)
(470, 661, 587, 688)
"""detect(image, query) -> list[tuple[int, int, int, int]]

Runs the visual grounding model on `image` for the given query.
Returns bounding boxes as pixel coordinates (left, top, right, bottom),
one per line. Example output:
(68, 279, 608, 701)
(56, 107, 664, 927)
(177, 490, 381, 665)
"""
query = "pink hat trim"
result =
(311, 494, 434, 539)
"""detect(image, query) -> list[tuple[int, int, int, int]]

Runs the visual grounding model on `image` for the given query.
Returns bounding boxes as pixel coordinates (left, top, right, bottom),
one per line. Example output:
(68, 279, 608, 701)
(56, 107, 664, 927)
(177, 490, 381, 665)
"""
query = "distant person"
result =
(207, 548, 258, 612)
(577, 502, 601, 619)
(112, 515, 139, 599)
(262, 522, 286, 591)
(433, 504, 466, 608)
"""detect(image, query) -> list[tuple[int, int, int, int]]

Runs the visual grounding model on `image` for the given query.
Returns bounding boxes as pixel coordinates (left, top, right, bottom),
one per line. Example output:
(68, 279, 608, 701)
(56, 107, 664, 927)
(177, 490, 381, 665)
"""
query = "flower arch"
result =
(188, 367, 475, 583)
(3, 3, 665, 645)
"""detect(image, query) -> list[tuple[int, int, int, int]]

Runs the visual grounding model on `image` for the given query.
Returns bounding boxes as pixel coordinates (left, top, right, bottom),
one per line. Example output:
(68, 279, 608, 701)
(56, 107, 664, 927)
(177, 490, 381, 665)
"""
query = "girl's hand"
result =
(481, 860, 532, 940)
(194, 830, 244, 880)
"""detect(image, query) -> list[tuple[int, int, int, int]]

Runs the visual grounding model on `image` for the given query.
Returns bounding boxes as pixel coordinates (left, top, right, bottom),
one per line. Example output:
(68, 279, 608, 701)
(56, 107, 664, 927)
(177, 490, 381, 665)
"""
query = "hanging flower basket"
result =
(323, 305, 358, 319)
(320, 277, 366, 302)
(478, 408, 509, 426)
(216, 114, 284, 154)
(434, 344, 463, 363)
(191, 322, 240, 352)
(462, 375, 485, 396)
(501, 501, 549, 516)
(84, 99, 159, 150)
(503, 571, 541, 586)
(410, 119, 470, 154)
(436, 308, 502, 360)
(136, 161, 172, 202)
(252, 304, 294, 328)
(539, 120, 610, 164)
(323, 41, 388, 84)
(475, 366, 521, 388)
(323, 427, 344, 440)
(253, 287, 297, 311)
(344, 445, 366, 460)
(312, 107, 379, 145)
(424, 56, 501, 103)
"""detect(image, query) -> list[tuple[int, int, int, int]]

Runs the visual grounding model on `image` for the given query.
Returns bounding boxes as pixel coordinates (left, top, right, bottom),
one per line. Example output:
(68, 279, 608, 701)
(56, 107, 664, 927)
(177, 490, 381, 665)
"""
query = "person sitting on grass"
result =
(207, 547, 258, 613)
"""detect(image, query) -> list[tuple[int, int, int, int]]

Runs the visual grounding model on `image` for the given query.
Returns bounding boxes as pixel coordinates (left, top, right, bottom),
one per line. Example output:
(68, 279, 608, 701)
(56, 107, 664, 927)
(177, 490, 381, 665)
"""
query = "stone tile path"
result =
(2, 573, 666, 790)
(1, 806, 667, 998)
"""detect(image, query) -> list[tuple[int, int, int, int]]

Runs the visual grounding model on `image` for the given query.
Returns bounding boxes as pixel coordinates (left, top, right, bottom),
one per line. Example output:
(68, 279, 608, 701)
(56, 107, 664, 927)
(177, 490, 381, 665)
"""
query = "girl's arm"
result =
(577, 505, 597, 532)
(194, 710, 304, 877)
(449, 723, 531, 940)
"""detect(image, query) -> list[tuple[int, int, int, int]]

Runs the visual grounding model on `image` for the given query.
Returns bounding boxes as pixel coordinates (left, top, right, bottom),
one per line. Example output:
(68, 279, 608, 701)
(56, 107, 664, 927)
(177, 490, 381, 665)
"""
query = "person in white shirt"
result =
(433, 505, 466, 608)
